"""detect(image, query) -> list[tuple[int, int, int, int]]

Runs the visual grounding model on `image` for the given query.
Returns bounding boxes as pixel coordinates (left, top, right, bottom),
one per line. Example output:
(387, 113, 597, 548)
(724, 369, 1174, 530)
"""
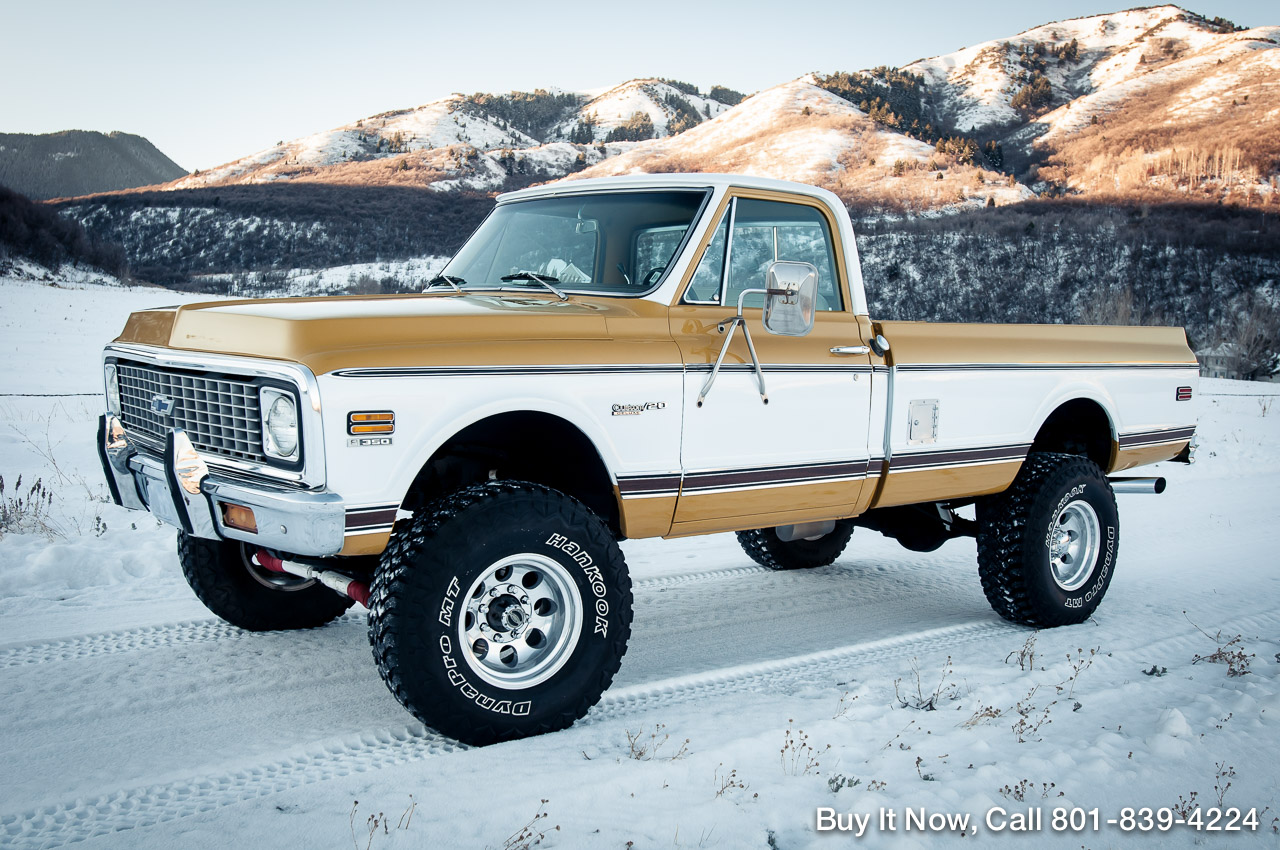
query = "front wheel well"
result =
(400, 411, 621, 537)
(1029, 399, 1114, 470)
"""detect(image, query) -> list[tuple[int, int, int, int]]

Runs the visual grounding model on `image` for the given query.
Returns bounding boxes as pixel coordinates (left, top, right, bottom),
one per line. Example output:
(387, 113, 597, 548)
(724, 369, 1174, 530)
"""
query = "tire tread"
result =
(368, 480, 632, 745)
(177, 533, 352, 631)
(976, 452, 1116, 627)
(736, 521, 854, 571)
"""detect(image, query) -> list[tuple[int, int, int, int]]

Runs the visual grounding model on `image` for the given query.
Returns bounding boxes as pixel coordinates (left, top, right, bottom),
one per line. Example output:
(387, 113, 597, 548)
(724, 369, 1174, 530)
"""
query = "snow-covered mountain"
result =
(904, 5, 1228, 133)
(570, 79, 1033, 211)
(80, 6, 1280, 210)
(894, 5, 1279, 197)
(548, 79, 734, 142)
(171, 80, 741, 193)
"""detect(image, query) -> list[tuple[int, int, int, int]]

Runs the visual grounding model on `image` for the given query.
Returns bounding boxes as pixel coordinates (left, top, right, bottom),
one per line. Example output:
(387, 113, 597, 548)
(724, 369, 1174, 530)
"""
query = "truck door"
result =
(668, 193, 874, 533)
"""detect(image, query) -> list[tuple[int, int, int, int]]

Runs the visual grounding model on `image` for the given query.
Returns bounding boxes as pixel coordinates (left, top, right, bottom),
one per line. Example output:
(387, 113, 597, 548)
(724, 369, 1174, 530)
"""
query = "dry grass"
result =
(1035, 48, 1280, 207)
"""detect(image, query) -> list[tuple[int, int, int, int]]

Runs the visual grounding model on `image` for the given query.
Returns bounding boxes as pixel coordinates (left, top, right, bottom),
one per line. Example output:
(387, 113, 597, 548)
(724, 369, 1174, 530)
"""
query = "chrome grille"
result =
(116, 362, 266, 462)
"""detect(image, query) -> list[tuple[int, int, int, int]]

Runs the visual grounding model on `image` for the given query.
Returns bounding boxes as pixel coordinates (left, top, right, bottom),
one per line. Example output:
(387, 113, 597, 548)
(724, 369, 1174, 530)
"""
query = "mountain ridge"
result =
(0, 131, 186, 200)
(109, 4, 1275, 213)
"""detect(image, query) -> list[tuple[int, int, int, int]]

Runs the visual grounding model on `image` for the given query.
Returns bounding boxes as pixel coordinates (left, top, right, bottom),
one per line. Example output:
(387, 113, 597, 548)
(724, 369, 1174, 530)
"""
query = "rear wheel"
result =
(976, 452, 1119, 627)
(368, 481, 632, 746)
(177, 533, 353, 631)
(736, 520, 854, 570)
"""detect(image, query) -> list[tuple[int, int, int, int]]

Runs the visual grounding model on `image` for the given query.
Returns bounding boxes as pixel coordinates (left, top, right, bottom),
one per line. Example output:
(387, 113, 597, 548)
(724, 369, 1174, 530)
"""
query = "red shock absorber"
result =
(253, 550, 371, 607)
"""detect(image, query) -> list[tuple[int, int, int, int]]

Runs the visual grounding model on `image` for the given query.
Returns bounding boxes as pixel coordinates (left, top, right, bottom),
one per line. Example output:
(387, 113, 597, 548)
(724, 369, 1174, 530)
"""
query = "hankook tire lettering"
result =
(546, 533, 610, 636)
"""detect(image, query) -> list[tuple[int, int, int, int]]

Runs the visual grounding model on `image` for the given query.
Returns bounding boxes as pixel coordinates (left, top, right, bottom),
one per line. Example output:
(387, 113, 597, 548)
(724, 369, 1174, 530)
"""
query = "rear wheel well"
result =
(1029, 399, 1114, 470)
(400, 412, 621, 538)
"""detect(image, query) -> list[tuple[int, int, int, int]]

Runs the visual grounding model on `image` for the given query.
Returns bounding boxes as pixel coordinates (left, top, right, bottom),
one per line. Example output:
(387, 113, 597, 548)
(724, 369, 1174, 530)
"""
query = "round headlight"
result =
(104, 363, 121, 416)
(265, 394, 298, 458)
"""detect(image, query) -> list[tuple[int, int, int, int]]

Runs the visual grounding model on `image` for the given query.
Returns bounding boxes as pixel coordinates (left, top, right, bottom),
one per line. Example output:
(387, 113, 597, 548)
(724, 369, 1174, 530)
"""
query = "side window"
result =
(685, 210, 729, 302)
(724, 199, 842, 311)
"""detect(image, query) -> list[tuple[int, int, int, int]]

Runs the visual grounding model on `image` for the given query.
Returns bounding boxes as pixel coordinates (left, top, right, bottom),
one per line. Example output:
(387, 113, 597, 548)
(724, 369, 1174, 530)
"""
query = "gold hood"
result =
(112, 292, 664, 376)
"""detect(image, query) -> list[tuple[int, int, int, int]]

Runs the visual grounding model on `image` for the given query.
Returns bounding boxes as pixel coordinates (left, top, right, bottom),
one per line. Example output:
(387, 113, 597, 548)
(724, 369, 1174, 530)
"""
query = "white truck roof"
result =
(498, 173, 846, 210)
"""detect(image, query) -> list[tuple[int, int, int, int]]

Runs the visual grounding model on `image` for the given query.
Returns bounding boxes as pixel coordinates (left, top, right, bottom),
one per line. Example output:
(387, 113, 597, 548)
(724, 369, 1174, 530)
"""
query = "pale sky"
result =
(1, 0, 1272, 171)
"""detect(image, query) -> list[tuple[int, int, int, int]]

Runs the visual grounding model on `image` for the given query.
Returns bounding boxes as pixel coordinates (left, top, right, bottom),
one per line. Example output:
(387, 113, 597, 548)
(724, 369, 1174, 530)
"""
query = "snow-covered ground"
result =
(1, 274, 1277, 848)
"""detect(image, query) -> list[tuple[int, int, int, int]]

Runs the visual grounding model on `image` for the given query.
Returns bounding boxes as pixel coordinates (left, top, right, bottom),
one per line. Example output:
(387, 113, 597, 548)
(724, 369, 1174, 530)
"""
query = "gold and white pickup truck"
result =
(97, 174, 1198, 744)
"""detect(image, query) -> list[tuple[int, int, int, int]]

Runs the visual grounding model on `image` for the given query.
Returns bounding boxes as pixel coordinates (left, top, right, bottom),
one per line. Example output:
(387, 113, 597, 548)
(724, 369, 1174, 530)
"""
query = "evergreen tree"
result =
(1011, 72, 1053, 113)
(604, 112, 656, 143)
(709, 85, 745, 105)
(814, 68, 930, 142)
(982, 140, 1004, 170)
(569, 114, 598, 144)
(658, 78, 700, 97)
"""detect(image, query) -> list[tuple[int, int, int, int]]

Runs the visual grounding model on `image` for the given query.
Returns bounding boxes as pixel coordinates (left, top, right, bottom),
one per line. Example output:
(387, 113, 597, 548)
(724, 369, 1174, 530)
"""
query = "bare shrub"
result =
(832, 691, 858, 720)
(714, 764, 749, 798)
(780, 720, 830, 775)
(999, 779, 1058, 802)
(0, 475, 57, 539)
(962, 703, 1003, 728)
(1185, 612, 1255, 676)
(895, 656, 959, 710)
(1011, 686, 1055, 743)
(1006, 633, 1038, 671)
(1057, 647, 1100, 699)
(625, 723, 690, 761)
(498, 799, 557, 850)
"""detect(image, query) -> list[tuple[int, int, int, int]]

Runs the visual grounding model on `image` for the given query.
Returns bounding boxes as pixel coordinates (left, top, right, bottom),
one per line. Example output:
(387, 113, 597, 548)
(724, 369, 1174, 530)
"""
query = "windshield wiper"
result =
(499, 271, 569, 301)
(426, 274, 466, 292)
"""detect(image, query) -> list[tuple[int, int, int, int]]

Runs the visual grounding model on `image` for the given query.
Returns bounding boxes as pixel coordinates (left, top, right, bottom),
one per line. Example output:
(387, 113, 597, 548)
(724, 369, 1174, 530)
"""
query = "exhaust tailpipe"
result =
(254, 551, 371, 607)
(1108, 477, 1166, 495)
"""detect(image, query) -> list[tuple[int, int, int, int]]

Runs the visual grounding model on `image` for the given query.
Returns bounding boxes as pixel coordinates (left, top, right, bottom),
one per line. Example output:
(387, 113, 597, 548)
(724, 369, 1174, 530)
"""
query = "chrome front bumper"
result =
(97, 414, 346, 556)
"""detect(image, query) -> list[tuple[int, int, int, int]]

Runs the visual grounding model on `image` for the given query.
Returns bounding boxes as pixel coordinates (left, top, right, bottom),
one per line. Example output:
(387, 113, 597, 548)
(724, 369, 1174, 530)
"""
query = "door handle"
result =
(830, 345, 870, 356)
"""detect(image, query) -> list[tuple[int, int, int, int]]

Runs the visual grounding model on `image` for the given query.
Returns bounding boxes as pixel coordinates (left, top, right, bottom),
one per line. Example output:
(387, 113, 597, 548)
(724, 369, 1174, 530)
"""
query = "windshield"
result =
(440, 190, 709, 295)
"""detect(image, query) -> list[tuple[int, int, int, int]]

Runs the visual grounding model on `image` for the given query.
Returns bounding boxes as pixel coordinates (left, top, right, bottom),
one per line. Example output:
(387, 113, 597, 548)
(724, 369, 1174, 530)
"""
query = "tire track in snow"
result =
(7, 608, 1279, 848)
(0, 613, 367, 670)
(0, 566, 774, 669)
(0, 618, 1010, 849)
(0, 724, 464, 849)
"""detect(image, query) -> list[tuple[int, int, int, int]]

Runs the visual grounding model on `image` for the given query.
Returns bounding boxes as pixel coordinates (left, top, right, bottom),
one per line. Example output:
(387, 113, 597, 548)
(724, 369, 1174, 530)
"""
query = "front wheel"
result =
(976, 452, 1119, 627)
(368, 481, 632, 746)
(177, 533, 353, 631)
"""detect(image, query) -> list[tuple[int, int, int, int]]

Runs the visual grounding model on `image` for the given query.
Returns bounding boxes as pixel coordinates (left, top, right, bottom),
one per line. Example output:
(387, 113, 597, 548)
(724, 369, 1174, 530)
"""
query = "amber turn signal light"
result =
(221, 503, 258, 533)
(348, 411, 395, 435)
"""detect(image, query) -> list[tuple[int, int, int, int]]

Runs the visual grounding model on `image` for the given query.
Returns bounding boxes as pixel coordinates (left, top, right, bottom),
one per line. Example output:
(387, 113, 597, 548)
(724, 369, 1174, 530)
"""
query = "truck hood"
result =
(114, 292, 631, 375)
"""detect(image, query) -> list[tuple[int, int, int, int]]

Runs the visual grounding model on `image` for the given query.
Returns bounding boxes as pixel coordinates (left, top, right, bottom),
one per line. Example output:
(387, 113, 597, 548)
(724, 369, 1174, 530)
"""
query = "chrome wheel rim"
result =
(241, 545, 314, 592)
(459, 553, 582, 689)
(1048, 500, 1101, 591)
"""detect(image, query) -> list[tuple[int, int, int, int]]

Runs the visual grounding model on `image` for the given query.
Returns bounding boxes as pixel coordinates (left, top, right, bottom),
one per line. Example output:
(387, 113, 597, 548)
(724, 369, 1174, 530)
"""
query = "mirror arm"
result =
(698, 288, 773, 408)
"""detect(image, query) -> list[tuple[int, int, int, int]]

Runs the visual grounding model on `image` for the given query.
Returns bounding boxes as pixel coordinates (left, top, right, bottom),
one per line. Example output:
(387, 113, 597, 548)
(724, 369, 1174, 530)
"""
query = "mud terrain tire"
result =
(369, 481, 632, 746)
(977, 452, 1119, 627)
(177, 533, 353, 631)
(736, 520, 855, 570)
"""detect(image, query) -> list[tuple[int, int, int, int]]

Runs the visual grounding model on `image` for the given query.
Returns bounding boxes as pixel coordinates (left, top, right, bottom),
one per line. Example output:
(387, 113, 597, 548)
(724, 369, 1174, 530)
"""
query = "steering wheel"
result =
(640, 266, 666, 287)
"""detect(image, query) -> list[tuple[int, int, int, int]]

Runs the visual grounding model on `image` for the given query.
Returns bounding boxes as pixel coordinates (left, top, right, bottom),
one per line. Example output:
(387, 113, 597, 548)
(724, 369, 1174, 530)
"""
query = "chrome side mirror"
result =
(762, 261, 818, 337)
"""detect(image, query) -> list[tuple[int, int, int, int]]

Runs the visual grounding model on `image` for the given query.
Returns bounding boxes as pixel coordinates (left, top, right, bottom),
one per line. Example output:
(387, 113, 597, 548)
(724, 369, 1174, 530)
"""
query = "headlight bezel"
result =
(260, 386, 301, 463)
(104, 362, 122, 416)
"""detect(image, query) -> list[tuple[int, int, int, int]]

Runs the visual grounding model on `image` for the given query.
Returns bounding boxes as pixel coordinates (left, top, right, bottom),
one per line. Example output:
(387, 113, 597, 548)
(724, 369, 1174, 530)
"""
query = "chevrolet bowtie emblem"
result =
(152, 395, 176, 416)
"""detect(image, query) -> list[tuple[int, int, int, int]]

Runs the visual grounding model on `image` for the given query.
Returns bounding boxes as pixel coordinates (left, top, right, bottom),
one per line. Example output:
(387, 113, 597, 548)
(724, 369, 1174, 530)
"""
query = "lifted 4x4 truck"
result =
(97, 174, 1199, 745)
